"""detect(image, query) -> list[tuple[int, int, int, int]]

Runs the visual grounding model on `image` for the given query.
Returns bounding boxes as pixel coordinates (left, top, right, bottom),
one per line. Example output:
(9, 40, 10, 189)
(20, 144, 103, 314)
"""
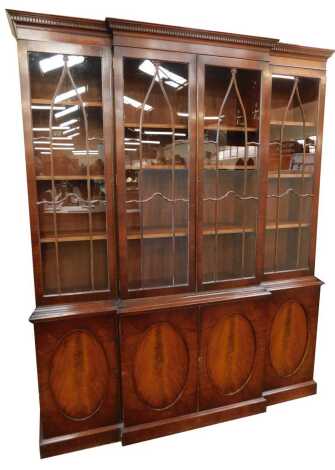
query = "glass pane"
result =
(29, 52, 109, 294)
(265, 75, 319, 273)
(123, 58, 190, 290)
(202, 66, 261, 283)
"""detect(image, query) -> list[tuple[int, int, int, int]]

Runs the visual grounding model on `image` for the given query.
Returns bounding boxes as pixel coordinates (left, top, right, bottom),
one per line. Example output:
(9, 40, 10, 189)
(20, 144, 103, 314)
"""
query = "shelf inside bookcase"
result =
(125, 168, 313, 177)
(31, 98, 102, 107)
(204, 165, 256, 170)
(40, 232, 107, 243)
(124, 222, 310, 241)
(124, 122, 258, 132)
(204, 125, 258, 132)
(270, 120, 316, 127)
(125, 122, 187, 130)
(125, 165, 187, 171)
(268, 171, 313, 179)
(36, 175, 105, 180)
(125, 165, 259, 171)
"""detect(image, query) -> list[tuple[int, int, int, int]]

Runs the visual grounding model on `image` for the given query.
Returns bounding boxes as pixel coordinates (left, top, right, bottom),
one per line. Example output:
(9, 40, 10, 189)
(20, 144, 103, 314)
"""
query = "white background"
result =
(0, 0, 334, 468)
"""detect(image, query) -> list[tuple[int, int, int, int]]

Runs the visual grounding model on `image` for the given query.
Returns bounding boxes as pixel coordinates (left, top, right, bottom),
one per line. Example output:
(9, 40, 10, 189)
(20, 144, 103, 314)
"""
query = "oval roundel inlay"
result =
(49, 330, 109, 420)
(270, 301, 308, 377)
(133, 322, 189, 410)
(207, 314, 256, 395)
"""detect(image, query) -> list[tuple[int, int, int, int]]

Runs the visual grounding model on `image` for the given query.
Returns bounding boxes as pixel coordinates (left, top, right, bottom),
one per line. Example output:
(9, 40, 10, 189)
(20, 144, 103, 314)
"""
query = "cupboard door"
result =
(114, 47, 196, 296)
(34, 314, 121, 440)
(265, 70, 322, 274)
(197, 56, 266, 289)
(199, 299, 267, 410)
(120, 308, 198, 426)
(264, 285, 320, 400)
(22, 44, 116, 300)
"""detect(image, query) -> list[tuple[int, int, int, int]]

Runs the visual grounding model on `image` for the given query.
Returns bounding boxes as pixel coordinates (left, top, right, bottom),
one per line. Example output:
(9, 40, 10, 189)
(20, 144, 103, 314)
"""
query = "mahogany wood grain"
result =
(17, 41, 44, 300)
(34, 314, 121, 438)
(263, 284, 320, 400)
(309, 74, 326, 271)
(119, 307, 198, 426)
(101, 47, 118, 296)
(7, 9, 333, 457)
(263, 380, 317, 406)
(199, 299, 267, 410)
(270, 301, 308, 377)
(40, 423, 121, 458)
(256, 66, 271, 281)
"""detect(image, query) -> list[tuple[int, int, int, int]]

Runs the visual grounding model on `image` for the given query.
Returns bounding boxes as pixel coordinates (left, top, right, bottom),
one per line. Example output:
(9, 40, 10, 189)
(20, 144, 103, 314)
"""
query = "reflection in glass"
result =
(29, 52, 108, 294)
(123, 58, 189, 290)
(265, 75, 319, 273)
(202, 66, 261, 283)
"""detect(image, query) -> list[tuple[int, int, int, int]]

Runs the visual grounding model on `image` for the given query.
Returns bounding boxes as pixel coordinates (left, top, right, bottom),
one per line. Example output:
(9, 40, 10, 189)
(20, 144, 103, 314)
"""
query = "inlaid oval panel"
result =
(49, 330, 109, 420)
(270, 301, 308, 377)
(207, 314, 256, 395)
(133, 322, 189, 410)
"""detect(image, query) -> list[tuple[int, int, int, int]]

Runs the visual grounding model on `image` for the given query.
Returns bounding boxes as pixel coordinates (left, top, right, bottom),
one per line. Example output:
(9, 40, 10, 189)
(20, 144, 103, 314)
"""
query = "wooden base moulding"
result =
(40, 423, 122, 459)
(122, 397, 267, 445)
(38, 380, 317, 457)
(263, 380, 317, 406)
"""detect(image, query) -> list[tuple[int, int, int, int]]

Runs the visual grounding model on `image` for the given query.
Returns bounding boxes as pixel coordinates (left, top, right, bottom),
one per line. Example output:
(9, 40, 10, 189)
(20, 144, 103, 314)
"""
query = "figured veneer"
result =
(120, 308, 198, 426)
(206, 314, 256, 395)
(7, 9, 332, 457)
(49, 329, 109, 419)
(133, 322, 189, 409)
(270, 301, 308, 377)
(199, 298, 267, 410)
(262, 281, 321, 404)
(33, 313, 121, 456)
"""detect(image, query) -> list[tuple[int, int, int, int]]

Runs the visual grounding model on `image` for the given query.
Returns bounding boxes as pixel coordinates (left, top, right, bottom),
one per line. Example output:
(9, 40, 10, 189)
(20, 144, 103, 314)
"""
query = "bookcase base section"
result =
(31, 277, 322, 457)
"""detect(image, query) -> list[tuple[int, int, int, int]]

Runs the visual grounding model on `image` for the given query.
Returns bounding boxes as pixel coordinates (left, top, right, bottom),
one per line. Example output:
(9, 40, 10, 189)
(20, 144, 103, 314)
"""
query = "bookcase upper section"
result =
(7, 9, 333, 303)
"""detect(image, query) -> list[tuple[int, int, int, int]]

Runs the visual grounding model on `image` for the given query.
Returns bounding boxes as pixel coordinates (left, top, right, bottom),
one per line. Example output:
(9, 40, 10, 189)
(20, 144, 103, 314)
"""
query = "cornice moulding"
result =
(6, 10, 334, 59)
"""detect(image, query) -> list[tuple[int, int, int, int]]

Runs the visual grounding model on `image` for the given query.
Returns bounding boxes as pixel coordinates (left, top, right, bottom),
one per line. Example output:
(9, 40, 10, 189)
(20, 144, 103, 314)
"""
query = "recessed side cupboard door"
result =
(263, 283, 321, 404)
(197, 55, 271, 290)
(17, 40, 117, 303)
(114, 47, 196, 298)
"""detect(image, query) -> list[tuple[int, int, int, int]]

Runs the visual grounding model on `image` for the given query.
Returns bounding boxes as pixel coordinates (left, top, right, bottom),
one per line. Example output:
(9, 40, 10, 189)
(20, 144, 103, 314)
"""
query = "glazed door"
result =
(19, 41, 116, 302)
(197, 56, 268, 290)
(264, 67, 324, 277)
(114, 47, 196, 297)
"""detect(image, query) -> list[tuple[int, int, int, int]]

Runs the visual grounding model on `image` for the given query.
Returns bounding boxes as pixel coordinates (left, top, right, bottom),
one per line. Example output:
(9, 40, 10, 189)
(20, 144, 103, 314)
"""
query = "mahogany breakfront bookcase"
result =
(7, 9, 333, 458)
